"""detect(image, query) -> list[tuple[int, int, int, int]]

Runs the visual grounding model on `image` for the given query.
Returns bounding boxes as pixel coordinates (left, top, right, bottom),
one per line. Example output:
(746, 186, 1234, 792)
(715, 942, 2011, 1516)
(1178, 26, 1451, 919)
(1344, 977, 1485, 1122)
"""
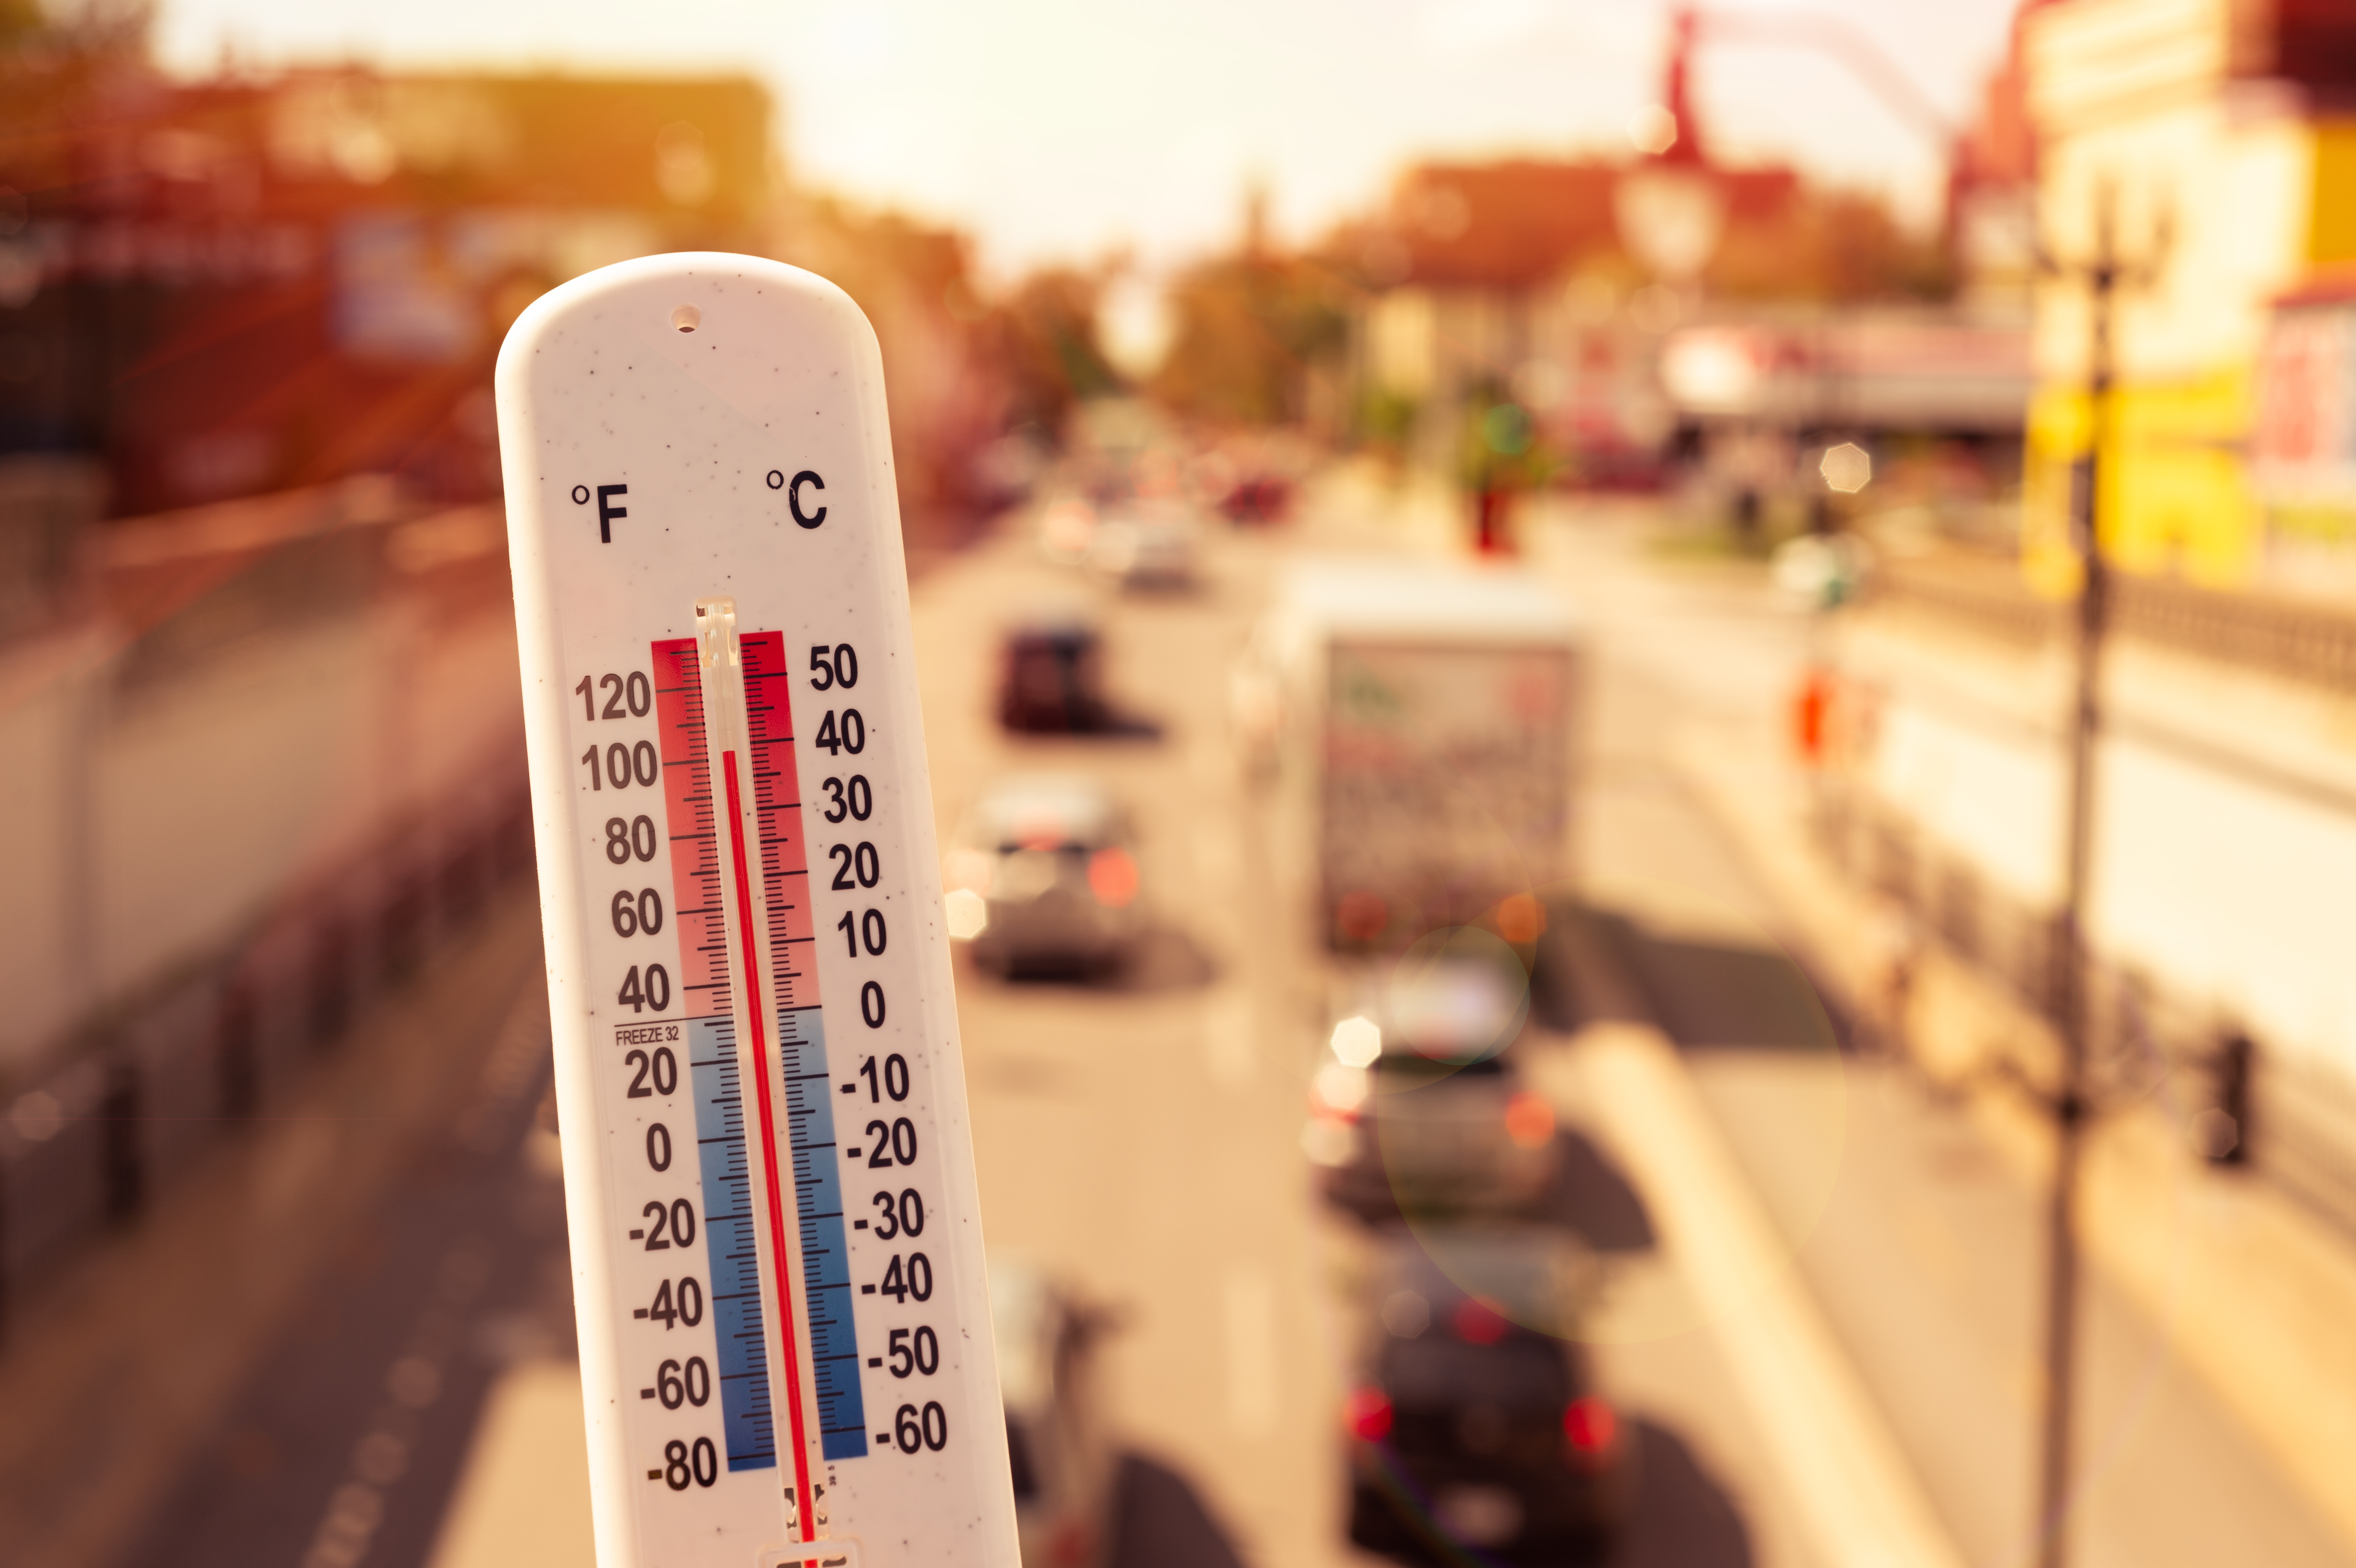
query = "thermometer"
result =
(495, 254, 1018, 1568)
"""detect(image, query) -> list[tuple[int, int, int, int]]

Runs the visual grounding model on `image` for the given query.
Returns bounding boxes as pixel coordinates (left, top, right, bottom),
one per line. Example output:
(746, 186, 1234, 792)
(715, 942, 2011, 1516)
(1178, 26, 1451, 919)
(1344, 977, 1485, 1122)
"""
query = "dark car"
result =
(998, 609, 1114, 734)
(1344, 1226, 1622, 1563)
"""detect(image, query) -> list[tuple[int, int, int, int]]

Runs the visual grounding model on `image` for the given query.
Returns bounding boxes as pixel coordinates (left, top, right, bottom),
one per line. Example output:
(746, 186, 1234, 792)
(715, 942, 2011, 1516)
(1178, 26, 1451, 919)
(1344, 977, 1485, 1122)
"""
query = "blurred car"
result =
(1083, 504, 1200, 590)
(1344, 1225, 1622, 1563)
(993, 1257, 1118, 1568)
(997, 607, 1116, 733)
(1037, 495, 1099, 566)
(943, 774, 1143, 976)
(1307, 934, 1560, 1217)
(1215, 470, 1292, 524)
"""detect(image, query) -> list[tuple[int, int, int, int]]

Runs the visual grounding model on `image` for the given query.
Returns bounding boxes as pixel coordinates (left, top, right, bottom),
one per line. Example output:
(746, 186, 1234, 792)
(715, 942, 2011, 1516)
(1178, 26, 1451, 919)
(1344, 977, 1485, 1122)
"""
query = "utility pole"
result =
(2033, 183, 2165, 1568)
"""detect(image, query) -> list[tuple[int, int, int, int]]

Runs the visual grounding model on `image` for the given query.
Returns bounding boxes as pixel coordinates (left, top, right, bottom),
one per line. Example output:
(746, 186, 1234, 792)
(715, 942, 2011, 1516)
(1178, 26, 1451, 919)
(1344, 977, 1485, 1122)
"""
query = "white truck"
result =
(1240, 558, 1583, 950)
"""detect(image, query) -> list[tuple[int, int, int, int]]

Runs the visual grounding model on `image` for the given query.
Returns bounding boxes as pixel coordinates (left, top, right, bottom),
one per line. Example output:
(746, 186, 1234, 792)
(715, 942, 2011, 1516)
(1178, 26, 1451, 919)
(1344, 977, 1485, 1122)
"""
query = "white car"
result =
(992, 1257, 1119, 1568)
(1083, 504, 1200, 590)
(1307, 938, 1560, 1216)
(943, 775, 1143, 977)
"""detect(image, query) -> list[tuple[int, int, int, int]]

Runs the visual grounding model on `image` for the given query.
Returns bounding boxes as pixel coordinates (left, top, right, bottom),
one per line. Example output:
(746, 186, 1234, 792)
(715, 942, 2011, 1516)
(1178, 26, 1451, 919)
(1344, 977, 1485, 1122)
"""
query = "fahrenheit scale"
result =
(496, 254, 1018, 1568)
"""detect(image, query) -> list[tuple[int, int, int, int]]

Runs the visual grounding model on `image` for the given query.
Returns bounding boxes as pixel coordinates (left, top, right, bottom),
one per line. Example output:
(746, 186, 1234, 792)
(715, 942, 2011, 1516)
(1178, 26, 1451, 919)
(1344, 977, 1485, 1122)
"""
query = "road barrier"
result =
(0, 481, 532, 1334)
(0, 752, 532, 1334)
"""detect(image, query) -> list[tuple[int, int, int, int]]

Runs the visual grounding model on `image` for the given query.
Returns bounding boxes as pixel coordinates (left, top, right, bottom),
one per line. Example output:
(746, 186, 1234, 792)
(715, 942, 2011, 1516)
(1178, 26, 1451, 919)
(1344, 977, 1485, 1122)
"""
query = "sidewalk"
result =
(1662, 610, 2356, 1556)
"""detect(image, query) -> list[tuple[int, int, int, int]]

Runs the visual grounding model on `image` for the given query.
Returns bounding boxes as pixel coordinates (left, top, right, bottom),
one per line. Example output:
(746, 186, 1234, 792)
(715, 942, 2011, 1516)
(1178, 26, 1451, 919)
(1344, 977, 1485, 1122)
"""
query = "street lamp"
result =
(2030, 180, 2169, 1568)
(1614, 163, 1726, 290)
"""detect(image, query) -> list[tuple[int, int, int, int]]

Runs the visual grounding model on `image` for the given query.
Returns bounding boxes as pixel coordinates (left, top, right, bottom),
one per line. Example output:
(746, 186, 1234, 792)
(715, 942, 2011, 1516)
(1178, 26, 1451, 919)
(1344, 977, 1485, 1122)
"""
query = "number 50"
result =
(809, 643, 860, 690)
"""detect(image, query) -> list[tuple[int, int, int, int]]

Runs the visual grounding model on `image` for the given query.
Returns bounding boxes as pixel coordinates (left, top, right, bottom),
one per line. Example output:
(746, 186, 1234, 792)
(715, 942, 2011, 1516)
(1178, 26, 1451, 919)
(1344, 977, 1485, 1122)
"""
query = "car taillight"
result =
(1047, 1519, 1093, 1566)
(1452, 1296, 1509, 1345)
(1563, 1395, 1617, 1460)
(1504, 1090, 1555, 1149)
(1088, 847, 1139, 907)
(1312, 1061, 1369, 1117)
(1344, 1387, 1393, 1441)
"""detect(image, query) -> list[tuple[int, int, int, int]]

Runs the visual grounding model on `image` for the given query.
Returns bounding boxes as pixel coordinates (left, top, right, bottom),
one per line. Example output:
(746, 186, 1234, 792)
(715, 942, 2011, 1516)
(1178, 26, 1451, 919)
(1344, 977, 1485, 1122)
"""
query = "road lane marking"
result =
(1204, 990, 1256, 1092)
(1223, 1267, 1277, 1438)
(426, 1360, 596, 1568)
(1565, 1023, 1968, 1568)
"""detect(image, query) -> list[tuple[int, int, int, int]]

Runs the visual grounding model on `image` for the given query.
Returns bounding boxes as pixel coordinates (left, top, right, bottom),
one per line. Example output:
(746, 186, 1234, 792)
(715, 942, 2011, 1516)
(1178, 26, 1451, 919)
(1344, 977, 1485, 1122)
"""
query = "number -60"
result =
(894, 1400, 949, 1453)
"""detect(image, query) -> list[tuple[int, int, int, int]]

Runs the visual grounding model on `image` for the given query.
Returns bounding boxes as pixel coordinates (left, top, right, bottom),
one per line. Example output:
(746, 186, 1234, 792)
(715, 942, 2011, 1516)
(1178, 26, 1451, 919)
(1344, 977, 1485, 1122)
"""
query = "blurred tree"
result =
(1708, 186, 1951, 302)
(772, 195, 1122, 555)
(0, 0, 44, 47)
(774, 194, 1006, 554)
(1151, 250, 1351, 426)
(981, 266, 1121, 436)
(2, 0, 153, 58)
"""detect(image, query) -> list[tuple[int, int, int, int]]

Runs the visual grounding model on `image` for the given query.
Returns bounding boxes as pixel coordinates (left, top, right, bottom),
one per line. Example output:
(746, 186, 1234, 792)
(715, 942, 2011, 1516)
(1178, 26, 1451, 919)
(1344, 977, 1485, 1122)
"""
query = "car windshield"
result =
(1380, 1335, 1571, 1412)
(966, 778, 1121, 852)
(1374, 1052, 1505, 1080)
(1381, 1229, 1581, 1329)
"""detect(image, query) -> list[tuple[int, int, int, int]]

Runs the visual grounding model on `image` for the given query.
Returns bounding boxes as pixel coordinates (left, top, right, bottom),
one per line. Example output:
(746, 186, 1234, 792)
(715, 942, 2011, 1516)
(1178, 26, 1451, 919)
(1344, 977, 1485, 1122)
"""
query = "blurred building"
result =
(2022, 0, 2356, 591)
(1813, 0, 2356, 1230)
(1351, 154, 1807, 481)
(1346, 18, 2018, 498)
(0, 60, 773, 535)
(1950, 6, 2042, 313)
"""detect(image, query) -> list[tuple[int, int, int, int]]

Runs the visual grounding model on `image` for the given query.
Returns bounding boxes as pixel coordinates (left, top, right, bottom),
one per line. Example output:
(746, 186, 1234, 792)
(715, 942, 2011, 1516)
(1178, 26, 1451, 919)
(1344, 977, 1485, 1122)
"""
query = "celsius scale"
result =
(496, 254, 1017, 1568)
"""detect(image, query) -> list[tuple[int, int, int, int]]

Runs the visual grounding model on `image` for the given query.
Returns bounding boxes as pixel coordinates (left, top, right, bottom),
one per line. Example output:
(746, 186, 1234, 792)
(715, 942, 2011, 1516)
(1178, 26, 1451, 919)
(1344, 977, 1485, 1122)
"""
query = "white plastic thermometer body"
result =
(495, 254, 1017, 1568)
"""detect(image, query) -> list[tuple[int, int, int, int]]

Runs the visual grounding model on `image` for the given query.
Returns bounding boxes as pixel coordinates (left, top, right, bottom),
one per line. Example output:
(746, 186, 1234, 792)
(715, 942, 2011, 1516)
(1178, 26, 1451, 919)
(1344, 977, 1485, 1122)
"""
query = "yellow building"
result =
(2021, 0, 2356, 592)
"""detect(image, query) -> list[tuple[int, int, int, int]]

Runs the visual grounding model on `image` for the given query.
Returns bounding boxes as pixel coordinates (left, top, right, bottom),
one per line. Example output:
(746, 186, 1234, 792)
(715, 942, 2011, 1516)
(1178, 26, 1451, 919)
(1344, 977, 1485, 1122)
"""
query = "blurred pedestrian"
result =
(1461, 385, 1544, 555)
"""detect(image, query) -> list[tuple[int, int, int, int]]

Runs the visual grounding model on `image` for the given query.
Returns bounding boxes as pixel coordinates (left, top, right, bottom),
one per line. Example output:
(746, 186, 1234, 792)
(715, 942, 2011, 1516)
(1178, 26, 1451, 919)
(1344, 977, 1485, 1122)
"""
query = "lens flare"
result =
(1330, 1014, 1382, 1067)
(944, 888, 988, 941)
(1314, 1061, 1371, 1115)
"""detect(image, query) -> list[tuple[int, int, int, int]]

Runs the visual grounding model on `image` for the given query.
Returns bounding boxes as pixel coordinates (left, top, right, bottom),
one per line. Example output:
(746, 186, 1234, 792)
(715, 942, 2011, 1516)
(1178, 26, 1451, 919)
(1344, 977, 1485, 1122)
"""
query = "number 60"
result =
(611, 888, 664, 936)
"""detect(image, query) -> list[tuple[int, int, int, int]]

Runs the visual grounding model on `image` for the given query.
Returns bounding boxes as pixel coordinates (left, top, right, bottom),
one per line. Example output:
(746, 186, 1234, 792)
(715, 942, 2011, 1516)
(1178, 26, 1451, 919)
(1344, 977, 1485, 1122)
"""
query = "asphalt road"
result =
(908, 502, 1809, 1568)
(0, 884, 564, 1568)
(104, 965, 576, 1568)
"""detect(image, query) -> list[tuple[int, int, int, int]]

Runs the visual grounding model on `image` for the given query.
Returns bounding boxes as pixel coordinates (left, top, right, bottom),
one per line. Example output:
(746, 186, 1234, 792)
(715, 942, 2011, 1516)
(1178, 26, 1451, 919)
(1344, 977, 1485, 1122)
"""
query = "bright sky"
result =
(153, 0, 2020, 282)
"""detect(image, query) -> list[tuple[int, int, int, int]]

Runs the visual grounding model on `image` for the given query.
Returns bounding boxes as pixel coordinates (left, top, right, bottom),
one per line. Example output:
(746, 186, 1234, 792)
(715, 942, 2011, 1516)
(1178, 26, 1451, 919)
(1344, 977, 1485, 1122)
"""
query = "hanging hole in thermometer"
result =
(496, 253, 1017, 1568)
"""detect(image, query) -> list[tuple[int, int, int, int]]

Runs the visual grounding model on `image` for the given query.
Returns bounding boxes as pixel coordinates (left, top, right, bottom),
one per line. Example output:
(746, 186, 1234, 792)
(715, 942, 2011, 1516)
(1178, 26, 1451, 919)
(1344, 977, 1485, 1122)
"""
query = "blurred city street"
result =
(11, 1, 2356, 1565)
(6, 472, 2356, 1568)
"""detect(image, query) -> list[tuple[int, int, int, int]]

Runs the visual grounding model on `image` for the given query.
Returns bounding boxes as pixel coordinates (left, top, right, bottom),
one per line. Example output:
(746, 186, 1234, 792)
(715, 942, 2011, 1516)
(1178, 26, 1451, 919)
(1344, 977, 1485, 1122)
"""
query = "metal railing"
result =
(1870, 554, 2356, 694)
